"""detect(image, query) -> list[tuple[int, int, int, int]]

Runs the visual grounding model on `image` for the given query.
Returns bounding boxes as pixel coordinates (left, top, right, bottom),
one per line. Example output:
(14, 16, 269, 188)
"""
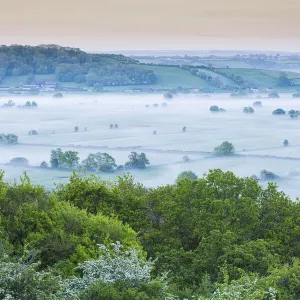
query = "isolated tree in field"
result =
(164, 92, 173, 99)
(153, 130, 157, 135)
(283, 140, 289, 147)
(153, 103, 159, 108)
(2, 100, 15, 108)
(31, 101, 38, 107)
(28, 130, 38, 135)
(269, 91, 280, 98)
(214, 141, 235, 155)
(9, 157, 29, 167)
(162, 102, 167, 107)
(110, 124, 113, 129)
(272, 108, 286, 115)
(50, 148, 63, 168)
(243, 107, 255, 114)
(125, 152, 150, 169)
(0, 134, 18, 145)
(260, 169, 277, 181)
(278, 72, 292, 87)
(40, 161, 49, 168)
(114, 124, 118, 129)
(60, 150, 80, 168)
(292, 93, 300, 98)
(253, 101, 262, 107)
(182, 126, 187, 132)
(74, 126, 79, 132)
(288, 110, 299, 119)
(82, 152, 117, 173)
(182, 155, 190, 163)
(53, 92, 63, 98)
(210, 105, 220, 112)
(176, 170, 198, 182)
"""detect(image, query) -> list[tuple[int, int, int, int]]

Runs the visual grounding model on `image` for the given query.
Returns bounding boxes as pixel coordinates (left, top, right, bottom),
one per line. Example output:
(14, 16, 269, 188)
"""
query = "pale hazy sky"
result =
(1, 0, 300, 51)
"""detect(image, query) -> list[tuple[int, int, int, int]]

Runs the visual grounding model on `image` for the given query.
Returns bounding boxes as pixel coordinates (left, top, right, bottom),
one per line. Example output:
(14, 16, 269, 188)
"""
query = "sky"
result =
(1, 0, 300, 52)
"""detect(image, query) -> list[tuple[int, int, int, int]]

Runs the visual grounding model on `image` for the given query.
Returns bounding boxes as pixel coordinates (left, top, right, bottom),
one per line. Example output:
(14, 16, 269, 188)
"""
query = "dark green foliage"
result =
(243, 107, 255, 114)
(269, 91, 280, 98)
(210, 105, 220, 112)
(50, 148, 79, 169)
(0, 133, 18, 144)
(80, 282, 165, 300)
(283, 139, 289, 147)
(9, 157, 29, 167)
(253, 101, 262, 107)
(40, 161, 48, 168)
(272, 108, 286, 115)
(2, 168, 300, 298)
(53, 92, 63, 98)
(164, 92, 173, 99)
(0, 45, 157, 87)
(177, 171, 198, 181)
(288, 109, 300, 119)
(210, 105, 226, 112)
(82, 152, 117, 173)
(125, 152, 150, 169)
(18, 101, 38, 109)
(260, 169, 278, 181)
(214, 141, 235, 155)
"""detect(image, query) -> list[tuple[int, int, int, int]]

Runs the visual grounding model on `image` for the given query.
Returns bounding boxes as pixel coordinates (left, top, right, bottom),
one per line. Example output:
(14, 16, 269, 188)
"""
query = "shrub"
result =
(53, 92, 63, 98)
(253, 101, 262, 107)
(214, 141, 235, 155)
(9, 157, 29, 167)
(177, 171, 198, 181)
(260, 170, 278, 181)
(272, 108, 286, 115)
(210, 105, 220, 112)
(243, 107, 255, 114)
(269, 92, 280, 98)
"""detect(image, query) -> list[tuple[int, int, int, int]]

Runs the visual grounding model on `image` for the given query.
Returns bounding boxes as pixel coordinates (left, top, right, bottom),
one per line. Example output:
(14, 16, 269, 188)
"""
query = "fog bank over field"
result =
(0, 93, 300, 198)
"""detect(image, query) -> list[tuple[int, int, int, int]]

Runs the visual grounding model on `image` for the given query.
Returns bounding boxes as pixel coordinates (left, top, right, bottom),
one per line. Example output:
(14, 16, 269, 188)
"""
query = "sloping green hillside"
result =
(219, 68, 300, 89)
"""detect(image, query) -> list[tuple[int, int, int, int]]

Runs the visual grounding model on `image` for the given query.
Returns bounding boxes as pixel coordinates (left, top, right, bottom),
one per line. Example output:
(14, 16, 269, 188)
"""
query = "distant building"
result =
(21, 84, 39, 90)
(37, 80, 57, 91)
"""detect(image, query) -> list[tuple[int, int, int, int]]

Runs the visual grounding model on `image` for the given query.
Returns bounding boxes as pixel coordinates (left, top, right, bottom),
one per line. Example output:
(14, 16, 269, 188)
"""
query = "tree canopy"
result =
(1, 169, 300, 298)
(0, 45, 157, 86)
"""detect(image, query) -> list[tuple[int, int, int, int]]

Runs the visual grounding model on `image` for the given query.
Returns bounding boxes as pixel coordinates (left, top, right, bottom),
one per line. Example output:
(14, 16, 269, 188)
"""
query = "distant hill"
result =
(0, 44, 157, 87)
(1, 45, 300, 93)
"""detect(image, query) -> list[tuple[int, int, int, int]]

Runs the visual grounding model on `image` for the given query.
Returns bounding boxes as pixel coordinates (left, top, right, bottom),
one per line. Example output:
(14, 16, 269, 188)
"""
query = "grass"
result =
(1, 65, 300, 92)
(218, 68, 300, 89)
(194, 69, 236, 85)
(141, 65, 211, 89)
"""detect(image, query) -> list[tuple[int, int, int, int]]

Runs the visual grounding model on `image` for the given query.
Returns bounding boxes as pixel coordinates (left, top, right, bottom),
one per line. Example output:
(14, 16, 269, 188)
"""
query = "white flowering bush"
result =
(0, 258, 60, 300)
(60, 242, 155, 298)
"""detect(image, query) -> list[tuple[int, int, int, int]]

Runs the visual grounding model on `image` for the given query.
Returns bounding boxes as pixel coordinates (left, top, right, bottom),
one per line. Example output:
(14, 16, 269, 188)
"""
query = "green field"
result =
(2, 64, 300, 93)
(141, 65, 211, 89)
(219, 68, 300, 89)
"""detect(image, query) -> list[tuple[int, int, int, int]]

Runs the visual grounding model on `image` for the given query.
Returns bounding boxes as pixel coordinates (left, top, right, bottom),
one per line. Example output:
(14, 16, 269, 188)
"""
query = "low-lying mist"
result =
(0, 93, 300, 198)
